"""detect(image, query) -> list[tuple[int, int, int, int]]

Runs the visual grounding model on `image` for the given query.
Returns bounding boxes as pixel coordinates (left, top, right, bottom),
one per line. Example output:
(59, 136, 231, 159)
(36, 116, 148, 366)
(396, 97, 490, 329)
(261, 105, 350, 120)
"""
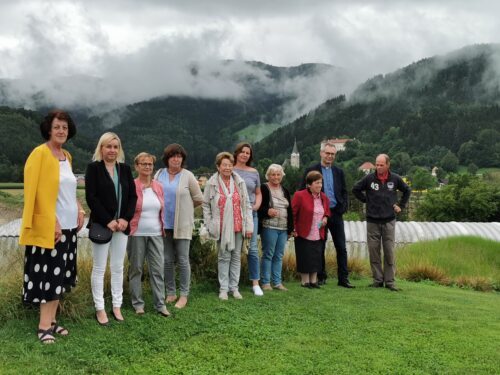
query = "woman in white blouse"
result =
(128, 152, 170, 317)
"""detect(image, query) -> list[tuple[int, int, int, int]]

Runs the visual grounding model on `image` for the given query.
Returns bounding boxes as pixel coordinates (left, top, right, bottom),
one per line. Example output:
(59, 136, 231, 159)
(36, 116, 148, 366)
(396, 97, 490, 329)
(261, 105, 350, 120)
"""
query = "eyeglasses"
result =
(323, 152, 336, 156)
(138, 163, 154, 167)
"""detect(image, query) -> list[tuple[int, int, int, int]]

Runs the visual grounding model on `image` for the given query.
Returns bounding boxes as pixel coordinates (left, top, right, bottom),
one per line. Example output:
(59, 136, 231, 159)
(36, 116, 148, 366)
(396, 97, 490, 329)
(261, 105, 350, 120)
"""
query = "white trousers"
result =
(91, 231, 128, 310)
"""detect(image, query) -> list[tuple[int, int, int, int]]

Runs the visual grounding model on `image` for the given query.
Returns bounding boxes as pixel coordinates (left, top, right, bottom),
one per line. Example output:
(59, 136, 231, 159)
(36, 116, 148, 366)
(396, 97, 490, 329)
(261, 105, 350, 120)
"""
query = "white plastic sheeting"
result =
(1, 219, 498, 259)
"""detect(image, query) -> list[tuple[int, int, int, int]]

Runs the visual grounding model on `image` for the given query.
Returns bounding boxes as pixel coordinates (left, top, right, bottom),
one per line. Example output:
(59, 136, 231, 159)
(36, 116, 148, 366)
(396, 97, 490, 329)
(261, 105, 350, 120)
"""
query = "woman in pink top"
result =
(292, 171, 330, 289)
(127, 153, 170, 317)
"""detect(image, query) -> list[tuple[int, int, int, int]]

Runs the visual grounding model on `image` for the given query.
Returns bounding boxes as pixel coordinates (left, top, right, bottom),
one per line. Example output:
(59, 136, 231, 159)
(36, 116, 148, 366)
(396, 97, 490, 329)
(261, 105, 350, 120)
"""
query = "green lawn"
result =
(0, 279, 498, 374)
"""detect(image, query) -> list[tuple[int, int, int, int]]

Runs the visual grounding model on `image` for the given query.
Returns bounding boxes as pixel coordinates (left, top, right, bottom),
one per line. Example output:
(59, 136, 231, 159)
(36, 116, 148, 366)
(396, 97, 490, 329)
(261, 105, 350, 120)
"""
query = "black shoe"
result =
(301, 283, 311, 288)
(317, 279, 326, 286)
(95, 312, 110, 327)
(368, 282, 384, 288)
(338, 282, 355, 289)
(310, 283, 321, 289)
(110, 310, 124, 322)
(386, 285, 401, 292)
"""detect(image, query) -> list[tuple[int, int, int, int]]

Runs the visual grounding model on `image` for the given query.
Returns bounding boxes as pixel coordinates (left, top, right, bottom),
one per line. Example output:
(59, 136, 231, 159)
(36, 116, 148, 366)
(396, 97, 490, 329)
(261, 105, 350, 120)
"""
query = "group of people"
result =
(20, 110, 410, 344)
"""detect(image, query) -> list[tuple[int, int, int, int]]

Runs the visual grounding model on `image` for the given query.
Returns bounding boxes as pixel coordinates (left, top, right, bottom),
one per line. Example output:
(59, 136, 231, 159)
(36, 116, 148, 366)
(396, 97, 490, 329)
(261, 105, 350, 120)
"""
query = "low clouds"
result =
(0, 0, 499, 120)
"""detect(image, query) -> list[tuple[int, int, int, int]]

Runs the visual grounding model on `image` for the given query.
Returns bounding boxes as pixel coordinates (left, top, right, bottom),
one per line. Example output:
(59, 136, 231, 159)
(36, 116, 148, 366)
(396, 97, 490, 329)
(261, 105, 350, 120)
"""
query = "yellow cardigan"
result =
(19, 144, 72, 249)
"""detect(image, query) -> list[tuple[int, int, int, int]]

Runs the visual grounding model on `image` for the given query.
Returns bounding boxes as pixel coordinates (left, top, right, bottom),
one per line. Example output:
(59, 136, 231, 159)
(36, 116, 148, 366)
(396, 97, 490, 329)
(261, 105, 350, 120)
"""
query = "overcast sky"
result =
(0, 0, 499, 112)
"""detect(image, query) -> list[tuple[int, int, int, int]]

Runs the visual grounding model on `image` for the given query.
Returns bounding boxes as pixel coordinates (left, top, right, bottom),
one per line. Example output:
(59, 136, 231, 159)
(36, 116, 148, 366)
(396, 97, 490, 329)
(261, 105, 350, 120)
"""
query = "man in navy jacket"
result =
(301, 140, 354, 288)
(352, 154, 411, 291)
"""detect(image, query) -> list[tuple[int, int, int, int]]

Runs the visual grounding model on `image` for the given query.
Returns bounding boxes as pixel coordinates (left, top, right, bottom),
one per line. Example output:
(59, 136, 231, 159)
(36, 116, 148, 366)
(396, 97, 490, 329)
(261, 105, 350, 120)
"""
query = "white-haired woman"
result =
(85, 132, 137, 325)
(202, 152, 253, 300)
(257, 164, 293, 291)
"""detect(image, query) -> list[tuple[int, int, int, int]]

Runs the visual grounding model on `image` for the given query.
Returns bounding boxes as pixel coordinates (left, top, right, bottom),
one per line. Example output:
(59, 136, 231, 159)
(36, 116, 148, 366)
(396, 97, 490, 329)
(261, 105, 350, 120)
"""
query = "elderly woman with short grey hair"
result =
(202, 152, 253, 300)
(257, 164, 293, 291)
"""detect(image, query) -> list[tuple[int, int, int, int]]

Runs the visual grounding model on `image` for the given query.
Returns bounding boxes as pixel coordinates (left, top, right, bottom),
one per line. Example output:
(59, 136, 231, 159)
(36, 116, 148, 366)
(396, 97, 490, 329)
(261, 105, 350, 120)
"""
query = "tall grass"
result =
(2, 235, 496, 322)
(397, 236, 500, 291)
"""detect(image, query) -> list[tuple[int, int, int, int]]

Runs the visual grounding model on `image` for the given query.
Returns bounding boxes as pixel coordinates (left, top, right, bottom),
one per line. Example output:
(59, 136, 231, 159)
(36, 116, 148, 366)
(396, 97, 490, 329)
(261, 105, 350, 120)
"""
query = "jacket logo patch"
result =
(387, 182, 394, 190)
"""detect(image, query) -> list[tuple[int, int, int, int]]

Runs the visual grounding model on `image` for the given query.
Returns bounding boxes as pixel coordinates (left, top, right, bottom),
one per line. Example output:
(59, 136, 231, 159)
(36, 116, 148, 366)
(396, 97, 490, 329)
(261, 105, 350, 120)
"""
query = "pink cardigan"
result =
(129, 179, 165, 236)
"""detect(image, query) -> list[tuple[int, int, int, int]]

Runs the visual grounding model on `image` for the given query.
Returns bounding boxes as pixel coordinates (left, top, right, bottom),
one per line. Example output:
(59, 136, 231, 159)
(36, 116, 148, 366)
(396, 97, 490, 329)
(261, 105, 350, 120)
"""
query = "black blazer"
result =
(85, 161, 137, 234)
(300, 162, 348, 214)
(257, 183, 294, 235)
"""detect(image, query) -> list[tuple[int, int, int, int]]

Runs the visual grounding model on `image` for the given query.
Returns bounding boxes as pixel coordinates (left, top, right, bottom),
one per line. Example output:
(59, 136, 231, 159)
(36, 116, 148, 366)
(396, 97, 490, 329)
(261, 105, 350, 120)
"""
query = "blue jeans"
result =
(260, 227, 288, 286)
(247, 211, 260, 281)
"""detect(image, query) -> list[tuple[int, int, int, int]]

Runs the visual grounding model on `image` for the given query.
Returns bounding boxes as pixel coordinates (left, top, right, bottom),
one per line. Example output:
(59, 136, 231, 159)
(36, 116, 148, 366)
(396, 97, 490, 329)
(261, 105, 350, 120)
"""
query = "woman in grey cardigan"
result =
(202, 152, 253, 300)
(155, 144, 203, 309)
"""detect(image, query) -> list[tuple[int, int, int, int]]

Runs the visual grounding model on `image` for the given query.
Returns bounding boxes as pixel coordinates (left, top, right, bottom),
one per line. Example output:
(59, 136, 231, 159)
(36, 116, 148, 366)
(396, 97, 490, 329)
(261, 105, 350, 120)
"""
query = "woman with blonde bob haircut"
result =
(85, 132, 137, 325)
(203, 152, 253, 300)
(258, 164, 293, 291)
(127, 152, 170, 317)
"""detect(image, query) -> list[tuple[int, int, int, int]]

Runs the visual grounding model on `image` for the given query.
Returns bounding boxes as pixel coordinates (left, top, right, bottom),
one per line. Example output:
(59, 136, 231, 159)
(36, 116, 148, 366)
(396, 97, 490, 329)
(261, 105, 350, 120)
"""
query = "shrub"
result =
(400, 263, 449, 285)
(455, 276, 495, 292)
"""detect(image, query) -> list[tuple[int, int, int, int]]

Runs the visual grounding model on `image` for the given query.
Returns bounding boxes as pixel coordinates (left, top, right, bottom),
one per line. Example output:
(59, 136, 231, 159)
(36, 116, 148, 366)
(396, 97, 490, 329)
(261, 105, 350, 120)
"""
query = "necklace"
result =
(47, 142, 65, 160)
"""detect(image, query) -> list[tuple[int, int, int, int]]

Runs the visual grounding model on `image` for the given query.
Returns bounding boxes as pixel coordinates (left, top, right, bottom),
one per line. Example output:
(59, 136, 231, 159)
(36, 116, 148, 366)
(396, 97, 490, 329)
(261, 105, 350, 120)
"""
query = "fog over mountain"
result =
(0, 58, 356, 125)
(2, 0, 500, 124)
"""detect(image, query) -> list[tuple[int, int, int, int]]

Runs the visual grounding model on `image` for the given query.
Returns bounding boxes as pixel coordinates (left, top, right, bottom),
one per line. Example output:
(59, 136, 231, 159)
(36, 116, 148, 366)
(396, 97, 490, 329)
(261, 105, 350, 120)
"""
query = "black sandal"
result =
(37, 328, 56, 344)
(51, 322, 69, 336)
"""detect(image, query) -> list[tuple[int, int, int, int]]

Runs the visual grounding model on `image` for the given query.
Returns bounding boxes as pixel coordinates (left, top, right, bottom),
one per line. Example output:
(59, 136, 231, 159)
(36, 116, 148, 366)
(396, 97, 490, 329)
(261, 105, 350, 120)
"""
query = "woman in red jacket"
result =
(292, 171, 330, 288)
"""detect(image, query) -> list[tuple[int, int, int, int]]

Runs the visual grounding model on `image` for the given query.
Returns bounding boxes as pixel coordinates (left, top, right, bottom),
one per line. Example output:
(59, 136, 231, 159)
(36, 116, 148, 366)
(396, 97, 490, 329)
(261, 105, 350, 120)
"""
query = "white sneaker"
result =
(219, 291, 228, 300)
(252, 285, 264, 296)
(232, 290, 243, 299)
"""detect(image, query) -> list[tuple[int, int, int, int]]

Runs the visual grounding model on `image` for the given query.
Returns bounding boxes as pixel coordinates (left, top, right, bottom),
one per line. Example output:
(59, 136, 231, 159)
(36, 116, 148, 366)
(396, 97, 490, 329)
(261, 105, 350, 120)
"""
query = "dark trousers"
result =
(318, 210, 349, 283)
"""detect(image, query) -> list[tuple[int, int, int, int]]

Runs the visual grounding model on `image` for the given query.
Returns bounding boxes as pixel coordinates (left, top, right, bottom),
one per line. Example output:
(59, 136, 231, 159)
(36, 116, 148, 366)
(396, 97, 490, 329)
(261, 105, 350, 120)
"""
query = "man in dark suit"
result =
(301, 139, 354, 288)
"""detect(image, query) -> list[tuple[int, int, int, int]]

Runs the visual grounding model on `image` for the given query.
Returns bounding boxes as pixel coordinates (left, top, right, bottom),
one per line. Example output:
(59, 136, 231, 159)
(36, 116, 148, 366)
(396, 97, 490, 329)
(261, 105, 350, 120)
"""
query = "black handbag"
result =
(88, 163, 121, 244)
(88, 221, 112, 244)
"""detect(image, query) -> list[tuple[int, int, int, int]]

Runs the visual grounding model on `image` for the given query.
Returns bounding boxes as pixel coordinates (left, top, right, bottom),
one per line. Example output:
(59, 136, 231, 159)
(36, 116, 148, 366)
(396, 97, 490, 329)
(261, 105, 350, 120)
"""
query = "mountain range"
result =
(1, 44, 499, 181)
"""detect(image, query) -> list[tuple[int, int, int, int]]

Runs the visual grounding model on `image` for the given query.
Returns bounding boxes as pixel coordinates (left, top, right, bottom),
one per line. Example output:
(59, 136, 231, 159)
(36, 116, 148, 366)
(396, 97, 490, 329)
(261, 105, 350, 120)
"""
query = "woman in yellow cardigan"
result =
(19, 110, 85, 344)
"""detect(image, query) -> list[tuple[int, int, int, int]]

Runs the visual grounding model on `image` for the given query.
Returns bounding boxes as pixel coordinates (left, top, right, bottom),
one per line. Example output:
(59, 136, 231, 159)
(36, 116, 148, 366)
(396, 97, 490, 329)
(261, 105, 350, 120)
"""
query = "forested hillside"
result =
(0, 107, 92, 177)
(256, 44, 500, 173)
(1, 46, 500, 181)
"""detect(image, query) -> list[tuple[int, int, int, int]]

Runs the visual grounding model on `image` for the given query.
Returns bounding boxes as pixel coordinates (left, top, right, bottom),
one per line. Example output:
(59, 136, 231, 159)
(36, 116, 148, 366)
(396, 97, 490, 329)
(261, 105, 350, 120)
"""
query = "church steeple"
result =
(291, 138, 300, 168)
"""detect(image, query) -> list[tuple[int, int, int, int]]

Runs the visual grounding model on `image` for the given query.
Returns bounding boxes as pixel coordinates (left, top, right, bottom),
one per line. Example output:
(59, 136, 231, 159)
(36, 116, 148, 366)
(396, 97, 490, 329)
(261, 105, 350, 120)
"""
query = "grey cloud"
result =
(2, 0, 500, 123)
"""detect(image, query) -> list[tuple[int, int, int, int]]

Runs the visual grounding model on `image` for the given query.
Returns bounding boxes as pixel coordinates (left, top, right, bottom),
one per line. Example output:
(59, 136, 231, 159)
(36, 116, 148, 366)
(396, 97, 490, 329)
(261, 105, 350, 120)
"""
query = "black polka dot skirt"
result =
(22, 228, 78, 305)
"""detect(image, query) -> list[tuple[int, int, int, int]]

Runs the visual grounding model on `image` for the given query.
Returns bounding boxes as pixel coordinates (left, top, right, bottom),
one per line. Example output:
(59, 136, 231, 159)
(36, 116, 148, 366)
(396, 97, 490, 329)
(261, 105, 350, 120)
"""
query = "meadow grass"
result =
(0, 182, 23, 189)
(397, 236, 500, 291)
(0, 190, 24, 208)
(1, 238, 499, 374)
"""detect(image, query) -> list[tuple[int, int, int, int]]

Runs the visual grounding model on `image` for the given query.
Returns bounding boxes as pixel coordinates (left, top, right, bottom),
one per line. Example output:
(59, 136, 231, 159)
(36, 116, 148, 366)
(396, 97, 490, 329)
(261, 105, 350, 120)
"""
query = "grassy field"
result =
(0, 280, 498, 374)
(235, 122, 283, 143)
(0, 235, 499, 374)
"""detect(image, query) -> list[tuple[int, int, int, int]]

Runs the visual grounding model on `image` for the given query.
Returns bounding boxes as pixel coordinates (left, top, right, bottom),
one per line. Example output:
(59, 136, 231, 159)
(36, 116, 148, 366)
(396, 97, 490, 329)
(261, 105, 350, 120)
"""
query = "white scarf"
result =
(218, 173, 236, 251)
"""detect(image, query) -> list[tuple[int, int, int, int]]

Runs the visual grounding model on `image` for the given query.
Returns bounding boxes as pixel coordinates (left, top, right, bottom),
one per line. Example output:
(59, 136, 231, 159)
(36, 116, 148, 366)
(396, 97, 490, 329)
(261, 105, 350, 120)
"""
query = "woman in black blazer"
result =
(85, 132, 137, 325)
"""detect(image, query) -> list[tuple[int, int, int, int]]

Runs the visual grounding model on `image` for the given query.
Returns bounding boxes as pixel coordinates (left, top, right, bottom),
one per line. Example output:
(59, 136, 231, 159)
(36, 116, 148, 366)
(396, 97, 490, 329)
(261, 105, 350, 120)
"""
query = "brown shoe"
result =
(135, 308, 145, 315)
(273, 284, 288, 291)
(158, 308, 171, 317)
(175, 296, 188, 309)
(262, 284, 273, 291)
(166, 295, 177, 303)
